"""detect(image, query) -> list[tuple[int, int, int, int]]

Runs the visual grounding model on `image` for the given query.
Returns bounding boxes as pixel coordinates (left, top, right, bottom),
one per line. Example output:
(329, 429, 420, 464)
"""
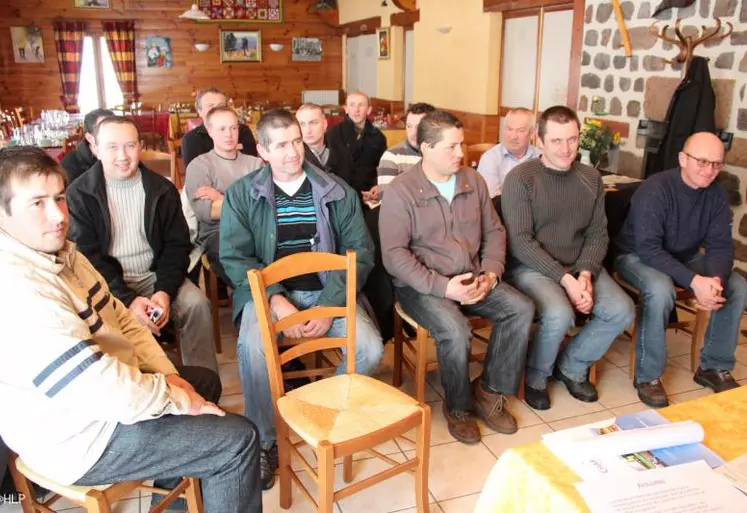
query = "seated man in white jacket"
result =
(0, 147, 262, 513)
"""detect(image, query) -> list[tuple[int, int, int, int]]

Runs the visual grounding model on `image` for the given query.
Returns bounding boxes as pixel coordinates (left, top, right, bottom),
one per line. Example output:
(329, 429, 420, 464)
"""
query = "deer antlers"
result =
(650, 17, 733, 67)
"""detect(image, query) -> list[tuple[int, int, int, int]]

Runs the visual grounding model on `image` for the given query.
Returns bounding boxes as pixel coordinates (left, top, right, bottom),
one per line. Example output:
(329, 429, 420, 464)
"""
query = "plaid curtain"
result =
(102, 21, 140, 104)
(52, 21, 88, 113)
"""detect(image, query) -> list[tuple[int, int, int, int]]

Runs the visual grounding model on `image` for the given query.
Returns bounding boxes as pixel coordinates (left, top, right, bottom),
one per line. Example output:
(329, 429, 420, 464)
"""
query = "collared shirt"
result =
(477, 142, 539, 198)
(309, 145, 330, 167)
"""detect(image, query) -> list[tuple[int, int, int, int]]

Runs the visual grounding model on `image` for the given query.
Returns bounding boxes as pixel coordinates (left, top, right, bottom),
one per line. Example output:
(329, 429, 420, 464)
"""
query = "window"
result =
(78, 35, 124, 114)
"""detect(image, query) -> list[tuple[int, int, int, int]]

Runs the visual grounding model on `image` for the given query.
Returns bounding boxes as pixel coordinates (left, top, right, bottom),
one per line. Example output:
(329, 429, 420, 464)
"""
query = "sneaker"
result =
(635, 378, 669, 408)
(553, 367, 598, 403)
(441, 403, 481, 444)
(260, 443, 278, 490)
(472, 378, 517, 434)
(693, 368, 740, 393)
(523, 384, 551, 410)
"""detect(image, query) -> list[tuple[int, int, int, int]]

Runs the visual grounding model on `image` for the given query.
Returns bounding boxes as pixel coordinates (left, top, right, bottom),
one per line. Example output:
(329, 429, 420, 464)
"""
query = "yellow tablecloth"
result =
(475, 387, 747, 513)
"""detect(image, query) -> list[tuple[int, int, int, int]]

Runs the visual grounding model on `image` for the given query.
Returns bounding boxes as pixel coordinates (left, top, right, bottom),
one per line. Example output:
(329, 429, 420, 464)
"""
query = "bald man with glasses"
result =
(615, 132, 746, 408)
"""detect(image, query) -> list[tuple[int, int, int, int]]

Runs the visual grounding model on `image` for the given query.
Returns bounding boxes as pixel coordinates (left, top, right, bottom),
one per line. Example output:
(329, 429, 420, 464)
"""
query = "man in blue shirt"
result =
(476, 107, 539, 198)
(615, 132, 746, 408)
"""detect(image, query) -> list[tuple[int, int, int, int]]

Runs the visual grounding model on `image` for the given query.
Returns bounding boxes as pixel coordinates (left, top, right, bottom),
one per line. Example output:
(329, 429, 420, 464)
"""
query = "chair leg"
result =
(84, 489, 111, 513)
(415, 328, 429, 403)
(589, 362, 597, 385)
(278, 426, 293, 509)
(343, 454, 353, 483)
(392, 310, 404, 388)
(317, 441, 336, 513)
(204, 265, 222, 354)
(518, 368, 526, 401)
(184, 477, 203, 513)
(691, 310, 710, 371)
(414, 405, 431, 513)
(8, 454, 37, 513)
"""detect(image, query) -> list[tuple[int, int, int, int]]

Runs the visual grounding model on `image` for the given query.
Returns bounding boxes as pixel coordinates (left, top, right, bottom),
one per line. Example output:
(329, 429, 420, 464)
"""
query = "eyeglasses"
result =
(683, 152, 724, 170)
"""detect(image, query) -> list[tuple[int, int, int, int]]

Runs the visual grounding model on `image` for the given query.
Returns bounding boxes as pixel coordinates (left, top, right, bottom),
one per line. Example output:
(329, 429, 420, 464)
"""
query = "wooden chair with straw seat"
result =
(247, 250, 431, 513)
(200, 253, 226, 354)
(8, 452, 202, 513)
(393, 302, 598, 402)
(613, 272, 711, 379)
(392, 302, 491, 403)
(462, 143, 496, 168)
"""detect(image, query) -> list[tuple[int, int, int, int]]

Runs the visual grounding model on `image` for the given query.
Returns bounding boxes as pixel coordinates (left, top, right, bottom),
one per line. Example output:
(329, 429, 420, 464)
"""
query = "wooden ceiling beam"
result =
(338, 16, 381, 37)
(484, 0, 571, 13)
(391, 9, 419, 28)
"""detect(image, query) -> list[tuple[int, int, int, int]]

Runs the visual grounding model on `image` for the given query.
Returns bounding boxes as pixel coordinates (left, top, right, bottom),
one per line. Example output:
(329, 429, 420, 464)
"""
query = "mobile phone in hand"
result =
(149, 306, 164, 323)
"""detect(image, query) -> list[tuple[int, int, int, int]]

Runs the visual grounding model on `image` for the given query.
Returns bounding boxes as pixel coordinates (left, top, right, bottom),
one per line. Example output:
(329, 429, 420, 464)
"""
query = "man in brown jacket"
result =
(379, 111, 534, 444)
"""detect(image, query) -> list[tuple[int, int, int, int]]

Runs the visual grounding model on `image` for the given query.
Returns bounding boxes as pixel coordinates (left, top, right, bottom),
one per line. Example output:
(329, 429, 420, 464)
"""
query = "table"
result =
(127, 112, 171, 141)
(475, 387, 747, 513)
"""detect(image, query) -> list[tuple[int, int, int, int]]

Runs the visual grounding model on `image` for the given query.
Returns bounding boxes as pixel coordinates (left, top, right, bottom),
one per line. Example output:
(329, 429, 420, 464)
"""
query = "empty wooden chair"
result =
(141, 149, 178, 188)
(247, 251, 431, 513)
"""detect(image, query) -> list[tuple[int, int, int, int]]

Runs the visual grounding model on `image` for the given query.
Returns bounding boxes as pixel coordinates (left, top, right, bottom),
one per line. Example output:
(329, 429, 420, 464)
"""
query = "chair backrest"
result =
(141, 149, 176, 185)
(463, 143, 496, 167)
(247, 250, 358, 403)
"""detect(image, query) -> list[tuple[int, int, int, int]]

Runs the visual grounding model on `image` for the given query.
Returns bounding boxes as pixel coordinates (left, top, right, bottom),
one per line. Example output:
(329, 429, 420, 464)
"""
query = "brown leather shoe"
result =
(694, 368, 740, 393)
(441, 403, 481, 444)
(472, 378, 518, 434)
(635, 378, 669, 408)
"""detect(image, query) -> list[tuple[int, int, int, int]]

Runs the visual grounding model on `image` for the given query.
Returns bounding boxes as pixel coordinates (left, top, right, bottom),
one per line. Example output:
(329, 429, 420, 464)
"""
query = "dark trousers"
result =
(204, 233, 233, 288)
(396, 283, 534, 412)
(74, 366, 262, 513)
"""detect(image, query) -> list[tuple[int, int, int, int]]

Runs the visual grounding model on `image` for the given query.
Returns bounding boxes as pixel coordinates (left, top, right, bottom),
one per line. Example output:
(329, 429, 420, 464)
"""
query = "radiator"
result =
(301, 90, 340, 106)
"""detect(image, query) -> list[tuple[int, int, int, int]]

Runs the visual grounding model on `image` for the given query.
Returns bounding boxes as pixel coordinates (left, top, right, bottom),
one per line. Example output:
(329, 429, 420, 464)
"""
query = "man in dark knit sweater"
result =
(502, 106, 634, 411)
(615, 132, 746, 407)
(181, 87, 258, 169)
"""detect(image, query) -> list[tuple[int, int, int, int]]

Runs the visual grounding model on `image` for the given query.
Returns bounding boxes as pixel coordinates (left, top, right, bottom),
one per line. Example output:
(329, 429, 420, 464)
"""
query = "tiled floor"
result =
(4, 311, 747, 513)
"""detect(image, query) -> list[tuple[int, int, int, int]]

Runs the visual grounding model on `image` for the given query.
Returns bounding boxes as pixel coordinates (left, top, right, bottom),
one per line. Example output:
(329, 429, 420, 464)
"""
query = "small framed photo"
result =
(11, 26, 45, 63)
(220, 30, 262, 63)
(74, 0, 110, 8)
(377, 27, 390, 60)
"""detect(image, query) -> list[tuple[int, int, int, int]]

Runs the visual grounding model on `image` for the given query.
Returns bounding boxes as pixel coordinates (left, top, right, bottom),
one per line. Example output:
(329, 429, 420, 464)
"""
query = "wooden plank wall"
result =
(0, 0, 342, 110)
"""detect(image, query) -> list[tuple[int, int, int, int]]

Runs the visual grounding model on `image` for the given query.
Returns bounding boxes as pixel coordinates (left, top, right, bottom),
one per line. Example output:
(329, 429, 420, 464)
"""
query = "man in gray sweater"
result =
(380, 111, 534, 445)
(502, 106, 634, 411)
(185, 106, 264, 285)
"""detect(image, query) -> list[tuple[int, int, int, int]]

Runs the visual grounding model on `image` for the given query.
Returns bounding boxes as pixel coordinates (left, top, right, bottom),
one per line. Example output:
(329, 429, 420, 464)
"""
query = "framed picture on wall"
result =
(377, 27, 390, 60)
(220, 30, 262, 62)
(291, 37, 322, 62)
(74, 0, 111, 8)
(11, 26, 45, 64)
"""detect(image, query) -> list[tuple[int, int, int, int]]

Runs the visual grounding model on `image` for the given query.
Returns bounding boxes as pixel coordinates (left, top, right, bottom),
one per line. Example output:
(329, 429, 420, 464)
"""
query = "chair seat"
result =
(277, 374, 420, 447)
(15, 457, 111, 503)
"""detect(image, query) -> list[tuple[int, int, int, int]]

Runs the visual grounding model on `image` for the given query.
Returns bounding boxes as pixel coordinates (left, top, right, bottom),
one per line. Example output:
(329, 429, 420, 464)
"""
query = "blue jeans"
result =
(75, 367, 262, 513)
(615, 252, 747, 383)
(395, 283, 534, 413)
(237, 289, 384, 447)
(505, 266, 635, 389)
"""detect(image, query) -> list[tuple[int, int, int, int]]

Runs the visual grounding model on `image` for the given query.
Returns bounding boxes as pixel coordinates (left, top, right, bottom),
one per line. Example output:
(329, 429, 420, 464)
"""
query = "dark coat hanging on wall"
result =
(652, 56, 716, 176)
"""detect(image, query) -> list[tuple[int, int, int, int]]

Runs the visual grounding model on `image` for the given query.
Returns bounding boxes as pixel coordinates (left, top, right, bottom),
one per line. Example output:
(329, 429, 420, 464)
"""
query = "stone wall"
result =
(578, 0, 747, 273)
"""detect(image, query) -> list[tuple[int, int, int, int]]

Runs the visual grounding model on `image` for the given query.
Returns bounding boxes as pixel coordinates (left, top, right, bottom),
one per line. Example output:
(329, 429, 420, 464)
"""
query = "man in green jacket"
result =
(220, 109, 383, 491)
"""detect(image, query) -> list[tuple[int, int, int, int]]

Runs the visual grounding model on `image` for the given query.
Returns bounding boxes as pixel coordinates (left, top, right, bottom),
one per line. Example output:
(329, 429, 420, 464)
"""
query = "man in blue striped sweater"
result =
(615, 132, 746, 408)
